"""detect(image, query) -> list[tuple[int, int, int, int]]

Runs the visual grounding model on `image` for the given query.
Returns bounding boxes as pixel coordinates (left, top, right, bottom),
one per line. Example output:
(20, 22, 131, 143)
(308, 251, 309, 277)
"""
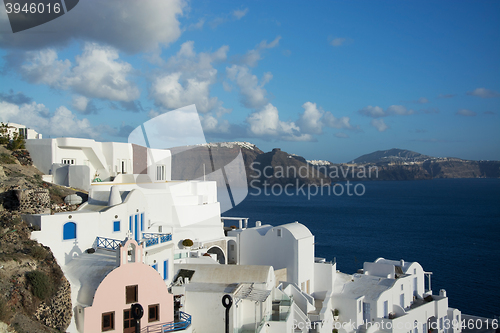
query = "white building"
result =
(26, 137, 171, 190)
(1, 122, 42, 139)
(22, 137, 465, 333)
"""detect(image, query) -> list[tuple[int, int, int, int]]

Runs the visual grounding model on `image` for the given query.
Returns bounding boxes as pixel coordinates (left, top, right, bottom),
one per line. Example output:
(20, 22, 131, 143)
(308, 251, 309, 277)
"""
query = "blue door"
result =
(163, 260, 168, 280)
(134, 214, 139, 242)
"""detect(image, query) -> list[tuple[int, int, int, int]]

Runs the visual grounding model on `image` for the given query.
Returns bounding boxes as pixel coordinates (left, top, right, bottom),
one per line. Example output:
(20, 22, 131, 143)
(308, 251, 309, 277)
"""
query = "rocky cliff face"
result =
(171, 143, 331, 187)
(0, 145, 78, 333)
(172, 143, 500, 184)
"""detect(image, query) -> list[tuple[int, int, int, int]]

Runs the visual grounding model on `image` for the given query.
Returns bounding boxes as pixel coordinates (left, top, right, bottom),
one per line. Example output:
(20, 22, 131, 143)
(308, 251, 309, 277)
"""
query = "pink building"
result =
(78, 239, 175, 332)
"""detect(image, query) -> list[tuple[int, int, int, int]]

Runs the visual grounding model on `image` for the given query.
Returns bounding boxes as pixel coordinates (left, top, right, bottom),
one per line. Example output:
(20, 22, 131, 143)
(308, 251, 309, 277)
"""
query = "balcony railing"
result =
(94, 236, 124, 250)
(140, 311, 192, 332)
(142, 233, 172, 248)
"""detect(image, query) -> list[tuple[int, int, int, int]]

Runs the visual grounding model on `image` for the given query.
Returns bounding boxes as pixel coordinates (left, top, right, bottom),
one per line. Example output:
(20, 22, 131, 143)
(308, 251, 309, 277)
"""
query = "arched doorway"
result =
(207, 246, 226, 264)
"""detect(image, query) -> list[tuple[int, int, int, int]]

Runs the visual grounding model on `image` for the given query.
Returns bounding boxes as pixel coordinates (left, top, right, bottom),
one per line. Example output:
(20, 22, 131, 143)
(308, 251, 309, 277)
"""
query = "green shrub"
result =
(31, 246, 48, 260)
(26, 270, 54, 300)
(7, 132, 25, 150)
(182, 239, 193, 247)
(0, 153, 16, 164)
(0, 296, 11, 322)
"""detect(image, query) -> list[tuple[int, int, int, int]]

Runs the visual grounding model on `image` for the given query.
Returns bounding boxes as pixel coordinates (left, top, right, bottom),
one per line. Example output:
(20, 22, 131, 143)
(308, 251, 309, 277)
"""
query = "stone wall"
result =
(13, 187, 50, 214)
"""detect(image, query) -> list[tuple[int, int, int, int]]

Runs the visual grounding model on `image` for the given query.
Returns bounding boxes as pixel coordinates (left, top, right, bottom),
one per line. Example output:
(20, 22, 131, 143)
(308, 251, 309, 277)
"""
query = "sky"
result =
(0, 0, 499, 163)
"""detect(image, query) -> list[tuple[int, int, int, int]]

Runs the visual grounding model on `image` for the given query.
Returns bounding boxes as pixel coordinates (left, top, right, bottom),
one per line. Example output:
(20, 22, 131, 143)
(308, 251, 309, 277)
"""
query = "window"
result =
(383, 301, 389, 318)
(123, 309, 134, 330)
(358, 300, 362, 313)
(401, 284, 404, 291)
(102, 312, 115, 331)
(158, 226, 163, 233)
(230, 244, 235, 251)
(148, 304, 159, 322)
(62, 158, 75, 165)
(163, 260, 168, 280)
(156, 165, 166, 181)
(113, 221, 120, 232)
(126, 285, 138, 304)
(63, 222, 76, 240)
(277, 228, 282, 237)
(414, 268, 417, 275)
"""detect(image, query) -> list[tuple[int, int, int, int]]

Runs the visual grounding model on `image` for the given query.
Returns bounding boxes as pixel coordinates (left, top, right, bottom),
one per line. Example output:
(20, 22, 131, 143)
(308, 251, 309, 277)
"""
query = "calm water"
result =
(224, 178, 500, 318)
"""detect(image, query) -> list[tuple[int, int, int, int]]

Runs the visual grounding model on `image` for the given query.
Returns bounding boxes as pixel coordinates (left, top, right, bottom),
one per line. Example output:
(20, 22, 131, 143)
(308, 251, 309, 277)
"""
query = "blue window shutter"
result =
(152, 264, 157, 271)
(63, 222, 76, 240)
(163, 260, 168, 280)
(141, 213, 144, 231)
(129, 216, 132, 231)
(113, 221, 120, 232)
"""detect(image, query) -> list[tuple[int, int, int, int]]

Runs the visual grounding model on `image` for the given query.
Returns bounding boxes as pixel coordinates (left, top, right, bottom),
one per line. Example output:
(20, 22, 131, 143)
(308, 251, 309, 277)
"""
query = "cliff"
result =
(0, 145, 79, 333)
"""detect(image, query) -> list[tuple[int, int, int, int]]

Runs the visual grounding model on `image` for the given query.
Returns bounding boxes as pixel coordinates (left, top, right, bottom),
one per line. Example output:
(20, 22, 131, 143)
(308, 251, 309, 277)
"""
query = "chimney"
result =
(108, 186, 122, 206)
(400, 259, 405, 267)
(256, 221, 261, 227)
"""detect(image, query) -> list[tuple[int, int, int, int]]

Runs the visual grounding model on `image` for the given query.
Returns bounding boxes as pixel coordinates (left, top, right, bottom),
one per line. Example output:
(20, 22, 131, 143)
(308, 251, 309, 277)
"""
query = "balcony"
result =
(93, 236, 124, 250)
(140, 311, 192, 332)
(142, 233, 172, 248)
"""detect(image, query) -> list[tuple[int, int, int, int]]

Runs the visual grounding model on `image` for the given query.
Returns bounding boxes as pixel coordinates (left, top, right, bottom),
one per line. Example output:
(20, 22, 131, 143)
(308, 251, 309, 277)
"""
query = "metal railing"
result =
(140, 311, 192, 332)
(142, 233, 172, 248)
(94, 236, 124, 250)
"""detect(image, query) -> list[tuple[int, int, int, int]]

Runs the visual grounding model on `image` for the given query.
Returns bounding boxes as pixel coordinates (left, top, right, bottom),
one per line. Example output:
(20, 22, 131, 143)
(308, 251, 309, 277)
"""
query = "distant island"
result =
(171, 143, 500, 185)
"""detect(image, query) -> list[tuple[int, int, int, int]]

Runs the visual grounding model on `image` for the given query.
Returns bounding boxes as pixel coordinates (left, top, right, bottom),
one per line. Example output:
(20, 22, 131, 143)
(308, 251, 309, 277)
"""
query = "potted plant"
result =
(332, 329, 338, 333)
(333, 309, 339, 321)
(182, 238, 193, 249)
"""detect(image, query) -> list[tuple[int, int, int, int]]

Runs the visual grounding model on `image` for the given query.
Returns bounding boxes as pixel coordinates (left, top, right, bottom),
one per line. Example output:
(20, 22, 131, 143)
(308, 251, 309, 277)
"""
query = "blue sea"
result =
(224, 178, 500, 318)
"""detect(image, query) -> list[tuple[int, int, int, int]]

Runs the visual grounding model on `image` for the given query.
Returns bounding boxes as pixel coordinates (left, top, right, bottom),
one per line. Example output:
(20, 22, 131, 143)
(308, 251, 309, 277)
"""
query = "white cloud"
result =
(21, 44, 140, 102)
(0, 101, 97, 138)
(370, 119, 389, 132)
(232, 8, 249, 20)
(21, 49, 71, 85)
(330, 37, 346, 47)
(226, 65, 271, 109)
(359, 105, 385, 118)
(416, 97, 429, 104)
(201, 114, 230, 133)
(65, 44, 140, 101)
(323, 112, 357, 130)
(297, 102, 324, 134)
(467, 88, 500, 98)
(456, 109, 476, 117)
(240, 36, 281, 67)
(387, 105, 414, 116)
(72, 95, 89, 113)
(0, 0, 186, 53)
(187, 19, 205, 31)
(359, 105, 413, 117)
(297, 102, 358, 135)
(150, 41, 229, 113)
(246, 103, 312, 141)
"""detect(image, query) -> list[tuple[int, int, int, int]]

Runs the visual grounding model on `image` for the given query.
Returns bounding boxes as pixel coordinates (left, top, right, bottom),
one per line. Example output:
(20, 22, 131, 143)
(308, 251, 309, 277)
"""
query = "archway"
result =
(207, 246, 226, 264)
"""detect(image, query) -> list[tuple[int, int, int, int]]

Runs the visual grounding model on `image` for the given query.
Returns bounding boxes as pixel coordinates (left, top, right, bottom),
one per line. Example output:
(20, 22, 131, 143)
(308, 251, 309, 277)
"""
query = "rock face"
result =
(34, 278, 72, 331)
(0, 144, 76, 332)
(249, 148, 331, 187)
(172, 144, 500, 185)
(170, 142, 331, 187)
